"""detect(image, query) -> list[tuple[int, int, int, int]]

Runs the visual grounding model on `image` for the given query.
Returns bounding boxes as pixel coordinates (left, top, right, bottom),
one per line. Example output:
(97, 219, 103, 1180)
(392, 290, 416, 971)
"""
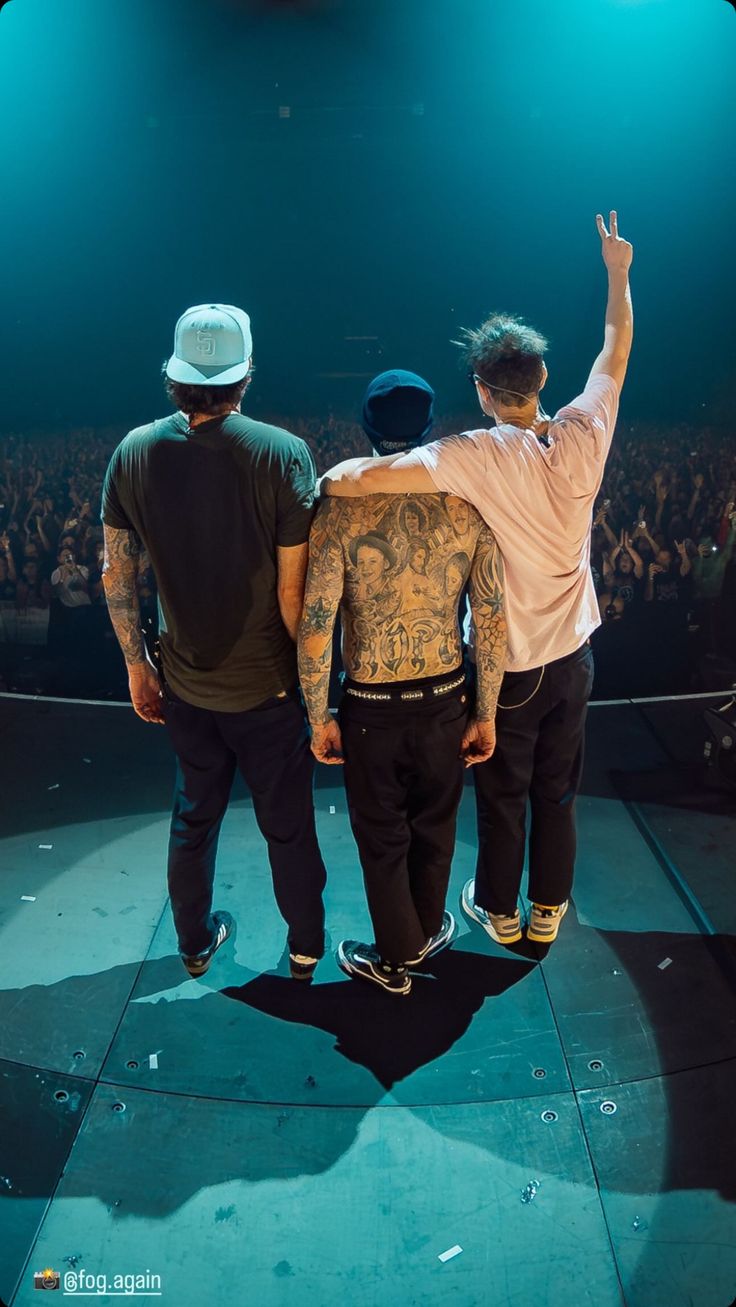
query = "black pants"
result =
(339, 673, 469, 965)
(473, 643, 594, 915)
(163, 685, 326, 959)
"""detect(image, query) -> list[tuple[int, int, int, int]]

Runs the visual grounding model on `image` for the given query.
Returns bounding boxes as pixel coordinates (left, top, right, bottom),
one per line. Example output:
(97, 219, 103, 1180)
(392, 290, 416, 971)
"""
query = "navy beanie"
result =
(361, 369, 435, 457)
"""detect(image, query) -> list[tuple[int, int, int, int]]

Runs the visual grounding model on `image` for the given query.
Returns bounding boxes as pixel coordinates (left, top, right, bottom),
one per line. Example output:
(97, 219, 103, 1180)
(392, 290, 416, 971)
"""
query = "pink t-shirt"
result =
(408, 374, 620, 672)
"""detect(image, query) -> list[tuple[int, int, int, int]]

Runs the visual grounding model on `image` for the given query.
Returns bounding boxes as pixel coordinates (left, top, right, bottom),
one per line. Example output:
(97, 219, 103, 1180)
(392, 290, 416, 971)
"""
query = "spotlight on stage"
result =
(704, 697, 736, 788)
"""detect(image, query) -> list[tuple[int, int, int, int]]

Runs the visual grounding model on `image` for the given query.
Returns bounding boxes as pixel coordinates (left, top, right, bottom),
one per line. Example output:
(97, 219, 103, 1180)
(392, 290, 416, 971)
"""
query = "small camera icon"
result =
(34, 1269, 60, 1290)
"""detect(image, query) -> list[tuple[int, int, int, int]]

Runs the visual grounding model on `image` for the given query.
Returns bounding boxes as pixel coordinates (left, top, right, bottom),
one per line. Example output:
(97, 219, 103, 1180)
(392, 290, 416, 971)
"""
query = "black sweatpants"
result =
(473, 643, 594, 915)
(163, 684, 326, 959)
(339, 672, 469, 965)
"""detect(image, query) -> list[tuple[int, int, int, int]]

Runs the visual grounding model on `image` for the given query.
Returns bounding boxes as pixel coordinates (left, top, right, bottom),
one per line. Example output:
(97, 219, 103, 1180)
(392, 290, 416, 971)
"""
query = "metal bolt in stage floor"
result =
(0, 692, 734, 1307)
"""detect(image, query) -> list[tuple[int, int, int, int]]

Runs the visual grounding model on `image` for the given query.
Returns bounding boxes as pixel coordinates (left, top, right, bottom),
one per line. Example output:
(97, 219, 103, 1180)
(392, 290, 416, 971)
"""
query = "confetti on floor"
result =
(438, 1246, 463, 1263)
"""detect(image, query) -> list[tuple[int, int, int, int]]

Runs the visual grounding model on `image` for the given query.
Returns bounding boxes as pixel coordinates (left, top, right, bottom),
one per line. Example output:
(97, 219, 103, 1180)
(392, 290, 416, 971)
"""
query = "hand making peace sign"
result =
(596, 210, 633, 272)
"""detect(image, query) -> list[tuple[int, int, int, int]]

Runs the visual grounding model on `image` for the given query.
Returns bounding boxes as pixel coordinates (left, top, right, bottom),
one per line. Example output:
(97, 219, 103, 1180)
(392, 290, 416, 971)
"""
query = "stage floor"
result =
(0, 691, 734, 1307)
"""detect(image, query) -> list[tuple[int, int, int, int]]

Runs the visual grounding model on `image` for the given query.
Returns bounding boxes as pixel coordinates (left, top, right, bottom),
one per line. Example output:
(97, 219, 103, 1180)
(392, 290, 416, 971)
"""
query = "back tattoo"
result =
(317, 493, 488, 681)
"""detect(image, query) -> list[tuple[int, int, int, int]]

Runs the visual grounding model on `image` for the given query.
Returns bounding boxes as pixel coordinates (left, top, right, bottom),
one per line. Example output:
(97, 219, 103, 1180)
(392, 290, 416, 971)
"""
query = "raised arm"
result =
(603, 527, 624, 581)
(297, 501, 346, 764)
(687, 473, 704, 521)
(594, 505, 619, 551)
(674, 540, 692, 578)
(644, 560, 662, 602)
(463, 525, 507, 766)
(624, 532, 645, 580)
(0, 533, 16, 582)
(35, 514, 52, 554)
(589, 211, 634, 391)
(641, 525, 659, 557)
(601, 550, 616, 585)
(102, 524, 163, 724)
(654, 479, 670, 531)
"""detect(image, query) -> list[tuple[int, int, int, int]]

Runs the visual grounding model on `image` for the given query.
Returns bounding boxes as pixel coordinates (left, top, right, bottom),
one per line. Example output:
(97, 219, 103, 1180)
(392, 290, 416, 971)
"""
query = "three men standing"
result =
(102, 210, 633, 991)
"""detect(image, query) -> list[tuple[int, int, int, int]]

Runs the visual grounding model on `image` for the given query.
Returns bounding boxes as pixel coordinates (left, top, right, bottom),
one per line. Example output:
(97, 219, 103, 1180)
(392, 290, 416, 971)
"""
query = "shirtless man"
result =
(298, 370, 507, 995)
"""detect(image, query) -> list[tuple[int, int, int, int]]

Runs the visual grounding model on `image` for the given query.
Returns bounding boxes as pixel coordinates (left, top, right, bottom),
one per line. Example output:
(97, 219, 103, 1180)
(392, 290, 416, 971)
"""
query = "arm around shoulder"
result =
(323, 452, 437, 498)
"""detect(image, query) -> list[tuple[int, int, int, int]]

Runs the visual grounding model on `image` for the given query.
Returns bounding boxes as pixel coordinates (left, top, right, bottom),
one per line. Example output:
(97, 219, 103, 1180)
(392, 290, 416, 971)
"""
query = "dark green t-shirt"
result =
(101, 411, 316, 711)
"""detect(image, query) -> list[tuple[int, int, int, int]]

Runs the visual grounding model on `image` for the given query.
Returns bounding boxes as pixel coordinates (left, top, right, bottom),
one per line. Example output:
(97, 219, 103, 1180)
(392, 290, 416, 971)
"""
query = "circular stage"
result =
(1, 694, 735, 1307)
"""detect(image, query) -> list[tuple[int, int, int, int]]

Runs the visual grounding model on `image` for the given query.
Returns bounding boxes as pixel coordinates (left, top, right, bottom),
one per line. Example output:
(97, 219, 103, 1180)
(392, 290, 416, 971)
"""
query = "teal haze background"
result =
(0, 0, 734, 431)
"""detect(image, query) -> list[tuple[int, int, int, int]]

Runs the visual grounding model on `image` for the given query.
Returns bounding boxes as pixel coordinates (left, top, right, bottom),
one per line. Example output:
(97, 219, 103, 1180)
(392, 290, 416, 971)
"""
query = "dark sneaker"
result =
(182, 911, 234, 978)
(461, 878, 522, 945)
(527, 900, 569, 944)
(337, 940, 412, 996)
(406, 911, 457, 966)
(289, 953, 319, 981)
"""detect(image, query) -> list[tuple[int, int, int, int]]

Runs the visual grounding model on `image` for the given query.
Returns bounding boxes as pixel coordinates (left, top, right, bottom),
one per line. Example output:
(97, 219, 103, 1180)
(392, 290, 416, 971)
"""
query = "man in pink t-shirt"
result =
(323, 212, 634, 949)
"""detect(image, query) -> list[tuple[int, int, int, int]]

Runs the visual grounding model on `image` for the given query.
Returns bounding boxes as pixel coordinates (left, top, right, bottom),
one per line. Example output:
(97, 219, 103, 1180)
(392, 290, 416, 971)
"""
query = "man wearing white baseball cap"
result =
(166, 303, 254, 387)
(102, 303, 327, 981)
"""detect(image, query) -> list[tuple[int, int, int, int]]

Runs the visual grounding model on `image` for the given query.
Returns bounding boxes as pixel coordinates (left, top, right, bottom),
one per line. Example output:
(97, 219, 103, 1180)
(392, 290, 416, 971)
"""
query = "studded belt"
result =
(344, 671, 466, 703)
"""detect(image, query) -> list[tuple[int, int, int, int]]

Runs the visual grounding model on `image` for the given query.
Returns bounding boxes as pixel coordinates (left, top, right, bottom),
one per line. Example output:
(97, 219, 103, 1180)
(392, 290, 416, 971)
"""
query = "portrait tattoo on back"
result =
(346, 496, 477, 680)
(298, 492, 507, 727)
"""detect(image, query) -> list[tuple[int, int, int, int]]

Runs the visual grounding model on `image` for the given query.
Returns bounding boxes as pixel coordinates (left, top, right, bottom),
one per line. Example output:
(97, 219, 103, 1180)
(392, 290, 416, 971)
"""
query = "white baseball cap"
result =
(166, 303, 253, 386)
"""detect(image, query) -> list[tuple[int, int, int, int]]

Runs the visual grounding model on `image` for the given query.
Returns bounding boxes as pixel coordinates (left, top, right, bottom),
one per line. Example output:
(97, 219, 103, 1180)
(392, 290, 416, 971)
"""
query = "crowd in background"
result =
(0, 429, 156, 695)
(0, 417, 734, 700)
(590, 424, 736, 696)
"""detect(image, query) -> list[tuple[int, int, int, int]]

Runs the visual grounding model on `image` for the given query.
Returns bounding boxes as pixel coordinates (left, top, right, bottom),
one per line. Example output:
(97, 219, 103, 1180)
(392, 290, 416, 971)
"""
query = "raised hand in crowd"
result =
(644, 561, 663, 602)
(674, 540, 692, 577)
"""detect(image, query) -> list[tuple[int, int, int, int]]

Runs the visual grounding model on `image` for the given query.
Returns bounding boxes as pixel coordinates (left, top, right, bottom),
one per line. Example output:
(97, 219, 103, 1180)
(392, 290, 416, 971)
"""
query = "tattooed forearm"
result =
(297, 501, 345, 724)
(304, 596, 336, 636)
(298, 641, 334, 724)
(102, 525, 146, 667)
(468, 526, 507, 721)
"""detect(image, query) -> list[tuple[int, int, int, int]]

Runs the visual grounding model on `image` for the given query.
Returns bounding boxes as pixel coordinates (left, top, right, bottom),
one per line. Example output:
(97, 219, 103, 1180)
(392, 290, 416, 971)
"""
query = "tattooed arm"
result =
(463, 524, 507, 766)
(102, 525, 163, 725)
(297, 500, 346, 764)
(102, 525, 145, 663)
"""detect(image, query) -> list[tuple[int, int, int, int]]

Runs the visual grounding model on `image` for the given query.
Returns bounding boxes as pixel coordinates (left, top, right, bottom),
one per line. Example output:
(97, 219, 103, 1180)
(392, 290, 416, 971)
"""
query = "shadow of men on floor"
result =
(223, 946, 537, 1092)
